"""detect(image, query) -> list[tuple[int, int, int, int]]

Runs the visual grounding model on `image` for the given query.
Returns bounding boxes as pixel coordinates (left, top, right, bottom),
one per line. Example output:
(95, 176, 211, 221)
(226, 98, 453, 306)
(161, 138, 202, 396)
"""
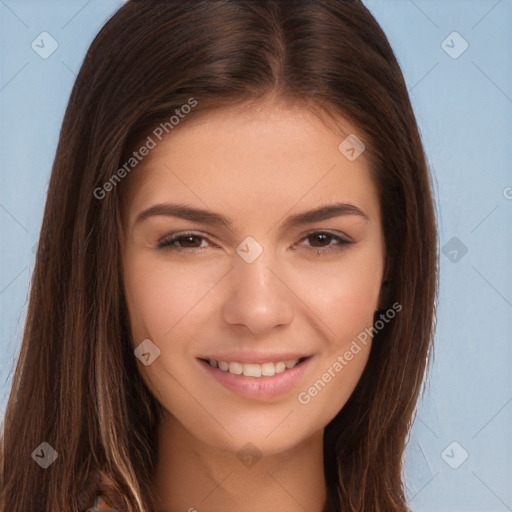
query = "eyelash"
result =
(156, 231, 353, 255)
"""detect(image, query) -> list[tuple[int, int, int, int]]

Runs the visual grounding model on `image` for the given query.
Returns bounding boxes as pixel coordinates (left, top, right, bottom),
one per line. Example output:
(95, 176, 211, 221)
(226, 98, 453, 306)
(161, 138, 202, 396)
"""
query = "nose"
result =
(221, 252, 295, 336)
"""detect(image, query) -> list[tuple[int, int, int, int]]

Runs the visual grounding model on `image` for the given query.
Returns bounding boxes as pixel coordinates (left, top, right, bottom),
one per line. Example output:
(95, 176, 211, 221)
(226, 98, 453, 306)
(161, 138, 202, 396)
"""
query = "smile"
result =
(198, 356, 313, 399)
(202, 357, 308, 377)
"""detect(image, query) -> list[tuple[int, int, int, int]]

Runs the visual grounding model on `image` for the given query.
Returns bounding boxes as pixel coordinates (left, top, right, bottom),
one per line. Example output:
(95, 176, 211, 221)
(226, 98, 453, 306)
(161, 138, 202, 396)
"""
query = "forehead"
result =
(122, 101, 380, 226)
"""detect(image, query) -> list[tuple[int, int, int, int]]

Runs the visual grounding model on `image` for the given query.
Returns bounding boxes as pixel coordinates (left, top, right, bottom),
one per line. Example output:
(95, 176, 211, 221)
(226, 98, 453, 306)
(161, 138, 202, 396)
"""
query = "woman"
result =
(0, 0, 437, 511)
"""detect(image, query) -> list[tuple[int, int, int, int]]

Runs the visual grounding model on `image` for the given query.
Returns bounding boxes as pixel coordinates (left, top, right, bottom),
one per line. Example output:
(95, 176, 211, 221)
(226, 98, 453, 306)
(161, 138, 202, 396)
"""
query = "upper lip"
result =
(198, 352, 313, 364)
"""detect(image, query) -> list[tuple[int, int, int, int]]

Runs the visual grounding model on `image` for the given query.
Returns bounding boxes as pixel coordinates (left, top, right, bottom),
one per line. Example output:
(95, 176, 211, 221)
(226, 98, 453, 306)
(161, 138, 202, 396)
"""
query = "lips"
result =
(197, 355, 314, 399)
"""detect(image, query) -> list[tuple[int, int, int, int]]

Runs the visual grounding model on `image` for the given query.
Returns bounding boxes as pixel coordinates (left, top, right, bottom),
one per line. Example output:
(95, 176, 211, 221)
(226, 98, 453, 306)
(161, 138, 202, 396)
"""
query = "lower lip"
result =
(198, 357, 313, 400)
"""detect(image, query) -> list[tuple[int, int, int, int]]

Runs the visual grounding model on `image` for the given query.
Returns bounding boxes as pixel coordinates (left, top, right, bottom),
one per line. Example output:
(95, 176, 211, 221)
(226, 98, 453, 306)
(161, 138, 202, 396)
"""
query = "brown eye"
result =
(298, 231, 352, 255)
(157, 232, 210, 251)
(308, 233, 333, 247)
(176, 235, 203, 247)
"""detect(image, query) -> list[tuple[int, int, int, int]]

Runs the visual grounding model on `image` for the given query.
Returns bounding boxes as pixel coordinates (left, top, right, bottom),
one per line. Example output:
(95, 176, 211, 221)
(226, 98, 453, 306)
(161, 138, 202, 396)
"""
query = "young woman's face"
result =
(121, 101, 385, 456)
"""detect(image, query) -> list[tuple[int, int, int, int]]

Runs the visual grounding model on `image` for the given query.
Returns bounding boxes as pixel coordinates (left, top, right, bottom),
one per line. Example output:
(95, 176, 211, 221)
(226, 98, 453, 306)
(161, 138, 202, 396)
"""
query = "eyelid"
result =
(157, 229, 354, 255)
(157, 230, 216, 249)
(294, 230, 354, 254)
(299, 229, 353, 244)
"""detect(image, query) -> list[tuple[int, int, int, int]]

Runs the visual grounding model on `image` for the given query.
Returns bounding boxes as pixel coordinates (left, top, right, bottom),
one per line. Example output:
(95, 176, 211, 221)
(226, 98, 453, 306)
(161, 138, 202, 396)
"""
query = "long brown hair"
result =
(0, 1, 437, 511)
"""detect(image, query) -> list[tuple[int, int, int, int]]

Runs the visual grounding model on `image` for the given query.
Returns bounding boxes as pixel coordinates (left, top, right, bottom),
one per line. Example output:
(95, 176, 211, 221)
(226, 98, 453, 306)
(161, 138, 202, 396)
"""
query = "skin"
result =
(120, 98, 385, 512)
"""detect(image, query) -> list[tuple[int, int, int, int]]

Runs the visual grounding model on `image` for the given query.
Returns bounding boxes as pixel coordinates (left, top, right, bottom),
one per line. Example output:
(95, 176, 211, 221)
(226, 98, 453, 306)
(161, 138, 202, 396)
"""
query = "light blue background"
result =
(1, 1, 511, 510)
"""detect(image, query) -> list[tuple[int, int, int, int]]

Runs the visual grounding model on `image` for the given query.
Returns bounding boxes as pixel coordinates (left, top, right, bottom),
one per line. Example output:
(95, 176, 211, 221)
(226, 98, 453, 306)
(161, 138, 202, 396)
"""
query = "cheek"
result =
(296, 343, 370, 428)
(292, 257, 380, 419)
(122, 252, 225, 343)
(290, 247, 383, 343)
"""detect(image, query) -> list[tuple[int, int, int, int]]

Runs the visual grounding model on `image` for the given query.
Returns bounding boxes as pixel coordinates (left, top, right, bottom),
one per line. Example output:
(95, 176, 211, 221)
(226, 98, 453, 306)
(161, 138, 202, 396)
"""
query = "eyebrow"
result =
(134, 202, 369, 230)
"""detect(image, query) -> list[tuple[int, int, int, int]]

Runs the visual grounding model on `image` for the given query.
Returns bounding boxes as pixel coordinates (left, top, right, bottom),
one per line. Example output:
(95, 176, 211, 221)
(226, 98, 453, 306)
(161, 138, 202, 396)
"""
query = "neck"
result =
(151, 411, 328, 512)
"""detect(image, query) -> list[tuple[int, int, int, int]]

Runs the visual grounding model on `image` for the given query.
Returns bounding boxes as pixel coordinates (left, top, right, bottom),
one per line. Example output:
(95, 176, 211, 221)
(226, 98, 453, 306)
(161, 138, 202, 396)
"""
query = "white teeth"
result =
(275, 361, 286, 374)
(228, 361, 243, 375)
(261, 362, 275, 376)
(207, 358, 301, 378)
(243, 363, 262, 377)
